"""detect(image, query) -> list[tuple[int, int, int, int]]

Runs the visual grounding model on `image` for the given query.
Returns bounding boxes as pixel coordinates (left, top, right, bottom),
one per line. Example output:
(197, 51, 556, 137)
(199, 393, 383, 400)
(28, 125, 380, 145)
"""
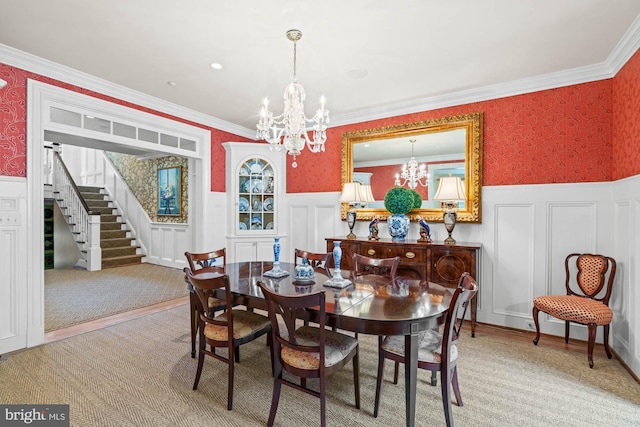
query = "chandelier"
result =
(394, 139, 428, 189)
(256, 29, 329, 168)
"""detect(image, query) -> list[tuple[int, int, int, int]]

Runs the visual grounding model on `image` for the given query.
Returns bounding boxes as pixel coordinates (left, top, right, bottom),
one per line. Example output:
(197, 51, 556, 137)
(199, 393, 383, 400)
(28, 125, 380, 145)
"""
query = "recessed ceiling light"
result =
(167, 81, 177, 86)
(211, 63, 223, 70)
(347, 69, 368, 79)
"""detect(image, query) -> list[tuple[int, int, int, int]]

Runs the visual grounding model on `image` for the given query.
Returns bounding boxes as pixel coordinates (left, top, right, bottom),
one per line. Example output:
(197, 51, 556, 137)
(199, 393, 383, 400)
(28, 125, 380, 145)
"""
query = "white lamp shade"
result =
(358, 184, 375, 203)
(434, 176, 466, 201)
(339, 182, 362, 203)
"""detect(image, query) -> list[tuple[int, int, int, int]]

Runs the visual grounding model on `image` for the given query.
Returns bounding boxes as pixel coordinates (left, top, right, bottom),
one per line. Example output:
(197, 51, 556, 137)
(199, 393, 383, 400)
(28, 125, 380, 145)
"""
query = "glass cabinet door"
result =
(237, 157, 274, 232)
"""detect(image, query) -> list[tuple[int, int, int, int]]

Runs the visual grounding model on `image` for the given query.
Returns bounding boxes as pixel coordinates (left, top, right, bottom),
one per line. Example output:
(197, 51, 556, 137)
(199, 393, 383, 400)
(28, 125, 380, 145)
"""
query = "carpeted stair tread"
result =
(101, 222, 126, 231)
(81, 192, 107, 201)
(102, 246, 140, 258)
(77, 185, 105, 193)
(101, 230, 129, 239)
(100, 214, 120, 223)
(101, 238, 136, 248)
(101, 254, 144, 268)
(88, 206, 115, 215)
(84, 200, 111, 208)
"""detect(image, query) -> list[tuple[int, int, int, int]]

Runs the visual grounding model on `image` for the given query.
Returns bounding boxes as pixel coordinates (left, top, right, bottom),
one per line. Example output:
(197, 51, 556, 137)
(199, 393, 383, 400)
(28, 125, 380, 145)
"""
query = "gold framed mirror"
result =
(341, 112, 482, 223)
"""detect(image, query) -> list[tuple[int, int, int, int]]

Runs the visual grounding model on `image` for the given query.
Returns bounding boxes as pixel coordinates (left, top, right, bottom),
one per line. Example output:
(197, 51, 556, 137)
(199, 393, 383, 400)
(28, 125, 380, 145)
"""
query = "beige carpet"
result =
(2, 304, 639, 426)
(44, 264, 188, 332)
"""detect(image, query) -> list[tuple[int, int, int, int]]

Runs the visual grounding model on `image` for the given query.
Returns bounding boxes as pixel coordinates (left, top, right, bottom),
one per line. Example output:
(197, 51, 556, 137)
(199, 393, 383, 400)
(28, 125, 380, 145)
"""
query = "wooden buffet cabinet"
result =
(326, 237, 481, 337)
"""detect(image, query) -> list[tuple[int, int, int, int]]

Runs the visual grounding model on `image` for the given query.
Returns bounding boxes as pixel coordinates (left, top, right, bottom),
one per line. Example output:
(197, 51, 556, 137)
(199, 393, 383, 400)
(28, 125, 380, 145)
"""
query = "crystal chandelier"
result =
(394, 139, 428, 189)
(256, 29, 329, 168)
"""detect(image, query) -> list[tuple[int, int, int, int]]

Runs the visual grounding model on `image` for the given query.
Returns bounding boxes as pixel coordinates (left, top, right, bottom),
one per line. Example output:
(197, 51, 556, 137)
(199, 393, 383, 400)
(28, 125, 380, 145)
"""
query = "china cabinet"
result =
(223, 142, 287, 263)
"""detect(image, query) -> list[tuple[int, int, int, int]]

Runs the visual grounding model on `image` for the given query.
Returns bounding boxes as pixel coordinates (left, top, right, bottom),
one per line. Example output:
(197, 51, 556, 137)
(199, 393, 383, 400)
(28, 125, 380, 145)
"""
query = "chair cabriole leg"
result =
(603, 324, 612, 359)
(532, 306, 541, 345)
(587, 323, 597, 368)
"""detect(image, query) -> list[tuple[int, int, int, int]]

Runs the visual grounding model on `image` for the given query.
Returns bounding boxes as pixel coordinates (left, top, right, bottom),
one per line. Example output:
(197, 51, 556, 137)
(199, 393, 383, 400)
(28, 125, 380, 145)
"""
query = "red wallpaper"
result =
(2, 50, 639, 192)
(613, 49, 640, 180)
(286, 80, 615, 193)
(0, 63, 251, 190)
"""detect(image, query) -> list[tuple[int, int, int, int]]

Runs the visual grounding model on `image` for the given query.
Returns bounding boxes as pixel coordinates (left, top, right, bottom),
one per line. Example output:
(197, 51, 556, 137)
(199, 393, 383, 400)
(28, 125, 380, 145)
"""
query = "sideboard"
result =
(326, 237, 481, 337)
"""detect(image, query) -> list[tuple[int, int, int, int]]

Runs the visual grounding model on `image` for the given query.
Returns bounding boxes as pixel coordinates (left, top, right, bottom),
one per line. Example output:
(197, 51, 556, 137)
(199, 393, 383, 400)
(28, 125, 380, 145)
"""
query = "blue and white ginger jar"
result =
(388, 214, 410, 241)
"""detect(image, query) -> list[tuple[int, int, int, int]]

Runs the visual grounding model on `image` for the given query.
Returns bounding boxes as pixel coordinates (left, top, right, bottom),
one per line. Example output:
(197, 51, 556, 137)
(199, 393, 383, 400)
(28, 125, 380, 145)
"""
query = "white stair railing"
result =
(52, 150, 102, 271)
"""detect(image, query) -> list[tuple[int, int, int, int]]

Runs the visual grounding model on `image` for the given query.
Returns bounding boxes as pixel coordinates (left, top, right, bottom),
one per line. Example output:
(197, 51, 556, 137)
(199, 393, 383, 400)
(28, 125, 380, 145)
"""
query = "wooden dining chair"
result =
(533, 253, 617, 368)
(186, 273, 271, 410)
(353, 253, 400, 281)
(374, 272, 478, 427)
(258, 281, 360, 427)
(184, 249, 228, 358)
(294, 248, 333, 276)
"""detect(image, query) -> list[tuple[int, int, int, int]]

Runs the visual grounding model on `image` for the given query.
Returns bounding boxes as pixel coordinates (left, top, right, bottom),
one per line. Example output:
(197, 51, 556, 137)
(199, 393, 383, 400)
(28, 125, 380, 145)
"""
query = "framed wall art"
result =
(157, 166, 182, 216)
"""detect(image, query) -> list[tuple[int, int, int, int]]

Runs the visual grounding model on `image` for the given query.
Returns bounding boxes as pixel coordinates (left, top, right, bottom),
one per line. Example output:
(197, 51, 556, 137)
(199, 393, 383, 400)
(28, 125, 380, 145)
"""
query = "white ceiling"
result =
(1, 0, 639, 136)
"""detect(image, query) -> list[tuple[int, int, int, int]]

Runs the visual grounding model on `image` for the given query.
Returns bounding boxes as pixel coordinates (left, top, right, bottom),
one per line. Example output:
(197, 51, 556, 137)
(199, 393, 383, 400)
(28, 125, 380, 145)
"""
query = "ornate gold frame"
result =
(341, 112, 483, 223)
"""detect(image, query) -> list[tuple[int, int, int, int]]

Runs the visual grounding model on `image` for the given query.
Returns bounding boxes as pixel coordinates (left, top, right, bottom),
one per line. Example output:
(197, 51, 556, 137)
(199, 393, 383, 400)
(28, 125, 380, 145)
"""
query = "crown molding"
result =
(0, 44, 255, 140)
(331, 15, 640, 128)
(2, 12, 639, 134)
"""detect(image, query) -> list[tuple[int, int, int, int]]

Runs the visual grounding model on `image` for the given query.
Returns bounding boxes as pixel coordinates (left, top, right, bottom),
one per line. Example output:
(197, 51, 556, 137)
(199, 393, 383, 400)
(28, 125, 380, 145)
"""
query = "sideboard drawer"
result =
(360, 243, 426, 262)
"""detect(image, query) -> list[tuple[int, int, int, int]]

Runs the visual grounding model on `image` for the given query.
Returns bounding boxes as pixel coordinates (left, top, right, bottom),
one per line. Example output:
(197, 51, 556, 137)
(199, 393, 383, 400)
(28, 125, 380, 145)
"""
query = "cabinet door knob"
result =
(405, 251, 415, 259)
(367, 249, 376, 256)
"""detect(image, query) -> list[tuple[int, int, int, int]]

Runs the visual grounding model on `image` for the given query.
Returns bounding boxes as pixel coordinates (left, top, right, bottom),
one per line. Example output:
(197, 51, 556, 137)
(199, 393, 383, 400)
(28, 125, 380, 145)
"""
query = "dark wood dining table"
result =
(190, 261, 452, 427)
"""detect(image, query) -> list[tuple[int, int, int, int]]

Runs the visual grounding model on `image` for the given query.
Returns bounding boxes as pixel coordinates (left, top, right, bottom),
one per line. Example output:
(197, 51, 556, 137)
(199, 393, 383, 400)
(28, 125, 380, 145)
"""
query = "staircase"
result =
(78, 186, 144, 268)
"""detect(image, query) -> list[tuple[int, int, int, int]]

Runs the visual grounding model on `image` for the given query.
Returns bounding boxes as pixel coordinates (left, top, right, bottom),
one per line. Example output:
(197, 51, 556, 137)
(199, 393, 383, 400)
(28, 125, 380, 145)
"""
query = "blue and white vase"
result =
(333, 241, 342, 271)
(333, 242, 342, 280)
(294, 258, 315, 281)
(273, 236, 281, 264)
(388, 214, 410, 241)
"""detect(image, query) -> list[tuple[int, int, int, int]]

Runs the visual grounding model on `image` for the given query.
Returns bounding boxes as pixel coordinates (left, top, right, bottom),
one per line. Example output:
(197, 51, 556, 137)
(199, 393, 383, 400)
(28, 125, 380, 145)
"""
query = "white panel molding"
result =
(0, 178, 29, 354)
(491, 203, 535, 324)
(205, 192, 227, 253)
(546, 201, 599, 295)
(610, 174, 640, 376)
(284, 192, 342, 255)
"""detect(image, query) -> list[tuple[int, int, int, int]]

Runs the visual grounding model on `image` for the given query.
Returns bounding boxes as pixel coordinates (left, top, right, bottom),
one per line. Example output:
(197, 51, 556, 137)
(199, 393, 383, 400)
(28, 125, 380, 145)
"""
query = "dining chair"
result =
(353, 253, 400, 281)
(294, 248, 333, 276)
(532, 253, 617, 368)
(184, 249, 228, 358)
(258, 281, 360, 427)
(373, 272, 478, 427)
(186, 272, 271, 410)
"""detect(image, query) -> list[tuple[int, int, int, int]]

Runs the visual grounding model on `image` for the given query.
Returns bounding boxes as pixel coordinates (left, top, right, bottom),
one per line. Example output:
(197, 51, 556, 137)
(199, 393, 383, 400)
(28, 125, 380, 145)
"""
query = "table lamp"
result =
(434, 175, 466, 244)
(339, 182, 374, 239)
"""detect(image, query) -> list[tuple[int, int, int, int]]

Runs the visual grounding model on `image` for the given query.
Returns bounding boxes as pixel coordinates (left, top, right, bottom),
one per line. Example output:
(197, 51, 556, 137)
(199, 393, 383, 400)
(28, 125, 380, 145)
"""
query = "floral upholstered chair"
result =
(532, 253, 617, 368)
(258, 281, 360, 427)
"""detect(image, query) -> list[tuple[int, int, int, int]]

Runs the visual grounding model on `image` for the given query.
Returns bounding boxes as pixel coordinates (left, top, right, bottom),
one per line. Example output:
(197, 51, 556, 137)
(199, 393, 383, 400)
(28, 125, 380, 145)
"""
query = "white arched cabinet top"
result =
(223, 142, 288, 263)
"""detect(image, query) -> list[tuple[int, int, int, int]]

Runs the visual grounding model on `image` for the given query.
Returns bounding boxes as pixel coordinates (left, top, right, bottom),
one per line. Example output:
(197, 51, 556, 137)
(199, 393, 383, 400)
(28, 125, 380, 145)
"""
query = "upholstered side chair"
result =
(258, 281, 360, 427)
(532, 253, 617, 368)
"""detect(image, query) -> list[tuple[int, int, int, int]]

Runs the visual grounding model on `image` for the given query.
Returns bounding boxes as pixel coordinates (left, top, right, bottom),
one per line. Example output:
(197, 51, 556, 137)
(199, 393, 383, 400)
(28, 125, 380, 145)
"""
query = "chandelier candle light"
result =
(339, 182, 375, 239)
(256, 29, 329, 168)
(395, 139, 429, 189)
(434, 175, 466, 244)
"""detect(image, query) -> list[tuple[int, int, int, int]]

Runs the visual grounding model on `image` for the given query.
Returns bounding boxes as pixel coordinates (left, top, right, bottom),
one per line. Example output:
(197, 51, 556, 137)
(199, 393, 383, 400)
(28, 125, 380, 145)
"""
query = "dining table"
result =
(190, 261, 452, 427)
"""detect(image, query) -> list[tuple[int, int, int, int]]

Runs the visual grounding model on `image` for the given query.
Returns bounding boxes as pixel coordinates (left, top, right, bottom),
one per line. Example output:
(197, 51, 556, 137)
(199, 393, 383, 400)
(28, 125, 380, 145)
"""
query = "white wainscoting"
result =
(276, 179, 639, 377)
(610, 174, 640, 376)
(0, 177, 29, 354)
(2, 173, 638, 376)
